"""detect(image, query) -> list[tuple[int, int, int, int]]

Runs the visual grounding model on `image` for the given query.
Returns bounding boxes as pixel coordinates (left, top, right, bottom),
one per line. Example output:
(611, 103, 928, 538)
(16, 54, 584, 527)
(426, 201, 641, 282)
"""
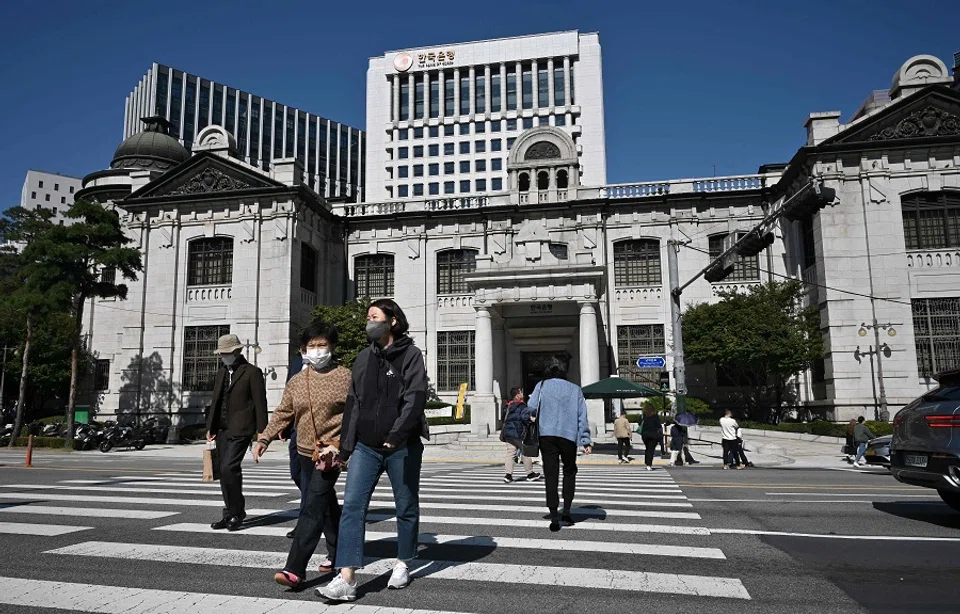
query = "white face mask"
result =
(303, 348, 332, 370)
(221, 354, 238, 367)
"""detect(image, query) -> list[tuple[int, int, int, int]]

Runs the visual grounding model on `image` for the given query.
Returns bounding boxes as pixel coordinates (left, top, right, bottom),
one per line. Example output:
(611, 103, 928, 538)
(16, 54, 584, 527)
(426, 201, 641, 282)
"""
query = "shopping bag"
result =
(202, 441, 219, 482)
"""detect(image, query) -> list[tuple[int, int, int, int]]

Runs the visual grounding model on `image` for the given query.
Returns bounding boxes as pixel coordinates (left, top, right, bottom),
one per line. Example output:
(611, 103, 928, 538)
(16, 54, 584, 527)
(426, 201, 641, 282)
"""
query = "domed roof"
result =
(111, 116, 190, 171)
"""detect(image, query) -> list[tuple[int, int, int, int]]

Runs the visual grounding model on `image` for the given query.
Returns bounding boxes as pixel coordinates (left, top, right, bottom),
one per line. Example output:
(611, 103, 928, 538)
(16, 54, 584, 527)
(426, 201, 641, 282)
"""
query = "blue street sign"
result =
(636, 356, 666, 369)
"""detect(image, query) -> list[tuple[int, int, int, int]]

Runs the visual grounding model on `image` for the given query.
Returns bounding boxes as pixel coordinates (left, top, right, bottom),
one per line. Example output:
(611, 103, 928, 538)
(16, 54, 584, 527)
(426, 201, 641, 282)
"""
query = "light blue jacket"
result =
(528, 378, 592, 447)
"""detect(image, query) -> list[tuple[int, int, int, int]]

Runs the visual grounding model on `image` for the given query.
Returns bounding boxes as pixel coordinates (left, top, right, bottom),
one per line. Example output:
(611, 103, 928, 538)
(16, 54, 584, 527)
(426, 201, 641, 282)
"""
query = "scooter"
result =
(74, 423, 102, 451)
(98, 422, 146, 453)
(140, 418, 168, 445)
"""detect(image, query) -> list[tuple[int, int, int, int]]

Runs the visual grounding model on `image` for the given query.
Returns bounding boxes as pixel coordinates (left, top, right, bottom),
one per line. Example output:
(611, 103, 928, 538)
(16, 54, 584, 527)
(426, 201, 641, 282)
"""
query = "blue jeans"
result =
(336, 440, 423, 569)
(855, 442, 868, 463)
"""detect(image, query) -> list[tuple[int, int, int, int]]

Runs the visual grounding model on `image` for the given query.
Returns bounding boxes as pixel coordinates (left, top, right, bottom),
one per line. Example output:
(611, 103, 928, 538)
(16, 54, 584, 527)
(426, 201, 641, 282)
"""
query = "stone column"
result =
(423, 72, 430, 120)
(407, 73, 415, 121)
(499, 63, 507, 112)
(453, 69, 460, 119)
(473, 306, 496, 435)
(468, 66, 476, 116)
(579, 301, 603, 437)
(392, 75, 400, 123)
(562, 56, 571, 108)
(531, 59, 538, 109)
(547, 58, 555, 109)
(484, 64, 491, 115)
(438, 69, 445, 119)
(514, 63, 522, 111)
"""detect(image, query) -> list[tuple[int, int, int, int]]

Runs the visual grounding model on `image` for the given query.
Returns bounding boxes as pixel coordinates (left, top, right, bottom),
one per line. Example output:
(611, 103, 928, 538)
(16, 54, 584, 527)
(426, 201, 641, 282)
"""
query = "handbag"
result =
(306, 368, 344, 473)
(202, 440, 219, 482)
(520, 419, 540, 458)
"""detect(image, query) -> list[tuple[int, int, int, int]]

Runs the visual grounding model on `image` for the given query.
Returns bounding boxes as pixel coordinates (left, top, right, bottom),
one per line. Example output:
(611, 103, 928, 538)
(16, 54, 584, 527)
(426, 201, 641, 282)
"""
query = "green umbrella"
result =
(581, 377, 661, 399)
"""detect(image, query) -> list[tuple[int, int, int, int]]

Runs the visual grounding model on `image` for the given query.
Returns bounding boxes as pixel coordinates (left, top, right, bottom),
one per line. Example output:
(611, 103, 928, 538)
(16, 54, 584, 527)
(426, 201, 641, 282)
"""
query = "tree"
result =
(28, 201, 142, 441)
(682, 280, 823, 423)
(310, 298, 370, 369)
(0, 207, 73, 445)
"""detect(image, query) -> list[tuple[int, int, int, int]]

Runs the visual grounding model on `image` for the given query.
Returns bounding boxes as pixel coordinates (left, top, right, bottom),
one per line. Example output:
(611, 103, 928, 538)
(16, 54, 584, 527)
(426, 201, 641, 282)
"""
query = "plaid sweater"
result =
(259, 365, 351, 458)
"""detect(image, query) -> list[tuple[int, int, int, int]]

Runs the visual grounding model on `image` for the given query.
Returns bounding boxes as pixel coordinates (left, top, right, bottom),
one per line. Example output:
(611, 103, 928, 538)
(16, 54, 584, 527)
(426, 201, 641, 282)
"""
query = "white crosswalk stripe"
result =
(0, 461, 753, 608)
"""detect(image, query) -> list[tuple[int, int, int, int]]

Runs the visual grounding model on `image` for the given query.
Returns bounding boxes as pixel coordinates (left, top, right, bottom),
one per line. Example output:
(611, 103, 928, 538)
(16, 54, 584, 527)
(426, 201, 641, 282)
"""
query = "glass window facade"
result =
(444, 162, 454, 175)
(491, 74, 501, 112)
(492, 178, 503, 191)
(444, 181, 455, 194)
(460, 180, 470, 193)
(183, 325, 230, 391)
(460, 161, 470, 173)
(437, 331, 476, 391)
(553, 66, 566, 106)
(187, 238, 233, 286)
(538, 67, 549, 107)
(355, 254, 394, 298)
(444, 75, 455, 116)
(913, 297, 960, 377)
(460, 75, 470, 115)
(429, 75, 439, 118)
(437, 249, 477, 294)
(614, 240, 662, 286)
(429, 163, 439, 176)
(521, 65, 533, 109)
(429, 182, 439, 195)
(506, 71, 517, 110)
(93, 359, 110, 391)
(414, 79, 425, 119)
(475, 74, 485, 113)
(476, 178, 486, 192)
(400, 81, 410, 121)
(491, 158, 502, 171)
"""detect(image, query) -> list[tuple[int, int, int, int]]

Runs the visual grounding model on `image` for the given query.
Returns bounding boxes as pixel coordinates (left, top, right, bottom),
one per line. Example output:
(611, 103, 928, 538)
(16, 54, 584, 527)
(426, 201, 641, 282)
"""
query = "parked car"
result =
(864, 435, 892, 468)
(890, 369, 960, 512)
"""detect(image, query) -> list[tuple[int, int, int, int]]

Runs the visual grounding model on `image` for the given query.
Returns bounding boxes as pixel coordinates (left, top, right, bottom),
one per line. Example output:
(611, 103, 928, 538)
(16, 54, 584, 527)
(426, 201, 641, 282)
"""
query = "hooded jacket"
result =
(340, 335, 429, 458)
(502, 400, 534, 442)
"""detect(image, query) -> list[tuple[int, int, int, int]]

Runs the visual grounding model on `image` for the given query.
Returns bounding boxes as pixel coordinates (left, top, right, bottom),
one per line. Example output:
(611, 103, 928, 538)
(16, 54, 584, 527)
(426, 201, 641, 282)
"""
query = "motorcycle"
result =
(74, 423, 102, 451)
(140, 417, 168, 445)
(0, 423, 13, 445)
(98, 422, 146, 453)
(41, 422, 63, 437)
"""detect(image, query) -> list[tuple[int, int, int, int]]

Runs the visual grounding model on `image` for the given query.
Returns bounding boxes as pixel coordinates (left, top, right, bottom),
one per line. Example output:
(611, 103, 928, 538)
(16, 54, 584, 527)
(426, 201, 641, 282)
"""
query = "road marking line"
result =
(155, 523, 725, 559)
(688, 498, 939, 503)
(364, 499, 698, 515)
(0, 576, 458, 613)
(0, 505, 178, 519)
(46, 541, 748, 599)
(0, 492, 227, 507)
(766, 492, 940, 497)
(356, 491, 688, 506)
(709, 528, 960, 542)
(0, 521, 91, 536)
(0, 484, 285, 498)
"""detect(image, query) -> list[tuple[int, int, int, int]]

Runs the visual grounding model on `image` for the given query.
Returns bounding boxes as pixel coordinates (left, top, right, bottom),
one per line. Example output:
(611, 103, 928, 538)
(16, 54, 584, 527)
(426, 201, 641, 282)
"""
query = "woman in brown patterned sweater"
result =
(252, 321, 352, 589)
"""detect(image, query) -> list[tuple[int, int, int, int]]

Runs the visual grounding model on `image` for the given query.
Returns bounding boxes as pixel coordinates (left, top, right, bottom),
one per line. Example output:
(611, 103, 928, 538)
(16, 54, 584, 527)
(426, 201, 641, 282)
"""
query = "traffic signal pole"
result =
(667, 240, 687, 412)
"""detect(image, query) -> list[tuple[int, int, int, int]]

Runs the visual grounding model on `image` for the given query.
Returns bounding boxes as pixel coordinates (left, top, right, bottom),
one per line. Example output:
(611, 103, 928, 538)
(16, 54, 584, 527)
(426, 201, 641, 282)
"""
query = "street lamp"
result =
(855, 322, 899, 421)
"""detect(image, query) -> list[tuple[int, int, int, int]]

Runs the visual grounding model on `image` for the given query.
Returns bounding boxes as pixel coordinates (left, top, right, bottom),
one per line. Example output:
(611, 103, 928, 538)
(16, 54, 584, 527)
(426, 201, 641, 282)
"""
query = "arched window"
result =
(708, 233, 759, 282)
(437, 249, 478, 295)
(613, 240, 661, 287)
(518, 172, 530, 192)
(556, 169, 569, 189)
(187, 237, 233, 286)
(300, 244, 317, 293)
(354, 254, 395, 298)
(902, 191, 960, 250)
(537, 170, 549, 190)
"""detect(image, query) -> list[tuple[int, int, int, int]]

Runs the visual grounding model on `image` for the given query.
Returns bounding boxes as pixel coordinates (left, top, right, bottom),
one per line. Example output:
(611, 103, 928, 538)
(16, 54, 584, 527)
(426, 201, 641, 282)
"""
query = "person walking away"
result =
(668, 421, 687, 467)
(252, 323, 351, 588)
(613, 412, 633, 464)
(852, 416, 876, 467)
(527, 353, 593, 533)
(735, 430, 754, 467)
(205, 334, 268, 531)
(845, 419, 857, 463)
(637, 406, 662, 471)
(284, 352, 308, 538)
(502, 387, 542, 482)
(318, 300, 429, 603)
(719, 410, 745, 469)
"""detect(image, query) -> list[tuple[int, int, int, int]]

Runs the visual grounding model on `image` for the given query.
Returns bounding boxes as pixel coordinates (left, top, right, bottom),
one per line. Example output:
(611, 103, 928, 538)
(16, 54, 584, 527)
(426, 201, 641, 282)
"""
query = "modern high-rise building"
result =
(20, 170, 82, 225)
(364, 30, 606, 202)
(124, 62, 365, 201)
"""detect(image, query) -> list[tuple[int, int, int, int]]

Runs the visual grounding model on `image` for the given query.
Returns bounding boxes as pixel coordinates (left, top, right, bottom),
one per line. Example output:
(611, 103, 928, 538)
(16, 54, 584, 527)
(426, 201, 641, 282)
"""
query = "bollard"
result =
(25, 434, 34, 468)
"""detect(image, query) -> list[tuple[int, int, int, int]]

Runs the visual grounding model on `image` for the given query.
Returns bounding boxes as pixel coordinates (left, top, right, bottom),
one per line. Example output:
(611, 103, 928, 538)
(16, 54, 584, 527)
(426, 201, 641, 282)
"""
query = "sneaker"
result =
(526, 472, 543, 481)
(626, 456, 635, 462)
(667, 462, 675, 467)
(618, 459, 627, 464)
(646, 465, 654, 471)
(316, 576, 358, 602)
(387, 563, 410, 589)
(503, 474, 513, 483)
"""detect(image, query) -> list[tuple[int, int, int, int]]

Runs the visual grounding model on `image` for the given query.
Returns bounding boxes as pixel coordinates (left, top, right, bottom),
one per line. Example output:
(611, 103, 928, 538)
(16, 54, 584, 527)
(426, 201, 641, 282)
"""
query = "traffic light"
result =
(659, 371, 670, 391)
(782, 182, 836, 222)
(736, 229, 775, 258)
(704, 260, 734, 282)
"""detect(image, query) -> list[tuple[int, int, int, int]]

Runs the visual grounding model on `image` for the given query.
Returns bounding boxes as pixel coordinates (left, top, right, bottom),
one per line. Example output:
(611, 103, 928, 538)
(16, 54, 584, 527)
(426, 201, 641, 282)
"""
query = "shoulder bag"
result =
(306, 369, 343, 473)
(522, 383, 543, 458)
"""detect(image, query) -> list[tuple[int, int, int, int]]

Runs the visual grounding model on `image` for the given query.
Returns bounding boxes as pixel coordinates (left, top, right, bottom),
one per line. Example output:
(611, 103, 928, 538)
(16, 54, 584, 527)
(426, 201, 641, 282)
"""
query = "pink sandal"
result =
(317, 559, 335, 574)
(274, 570, 301, 588)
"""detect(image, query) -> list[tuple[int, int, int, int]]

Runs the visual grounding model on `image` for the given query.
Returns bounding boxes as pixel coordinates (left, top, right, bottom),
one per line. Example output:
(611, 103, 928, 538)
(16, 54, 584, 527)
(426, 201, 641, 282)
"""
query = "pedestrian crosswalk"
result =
(0, 458, 754, 611)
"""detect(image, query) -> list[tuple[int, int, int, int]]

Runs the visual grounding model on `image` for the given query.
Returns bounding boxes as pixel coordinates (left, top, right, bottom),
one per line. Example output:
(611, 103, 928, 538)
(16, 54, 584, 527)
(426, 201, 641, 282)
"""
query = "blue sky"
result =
(0, 0, 957, 209)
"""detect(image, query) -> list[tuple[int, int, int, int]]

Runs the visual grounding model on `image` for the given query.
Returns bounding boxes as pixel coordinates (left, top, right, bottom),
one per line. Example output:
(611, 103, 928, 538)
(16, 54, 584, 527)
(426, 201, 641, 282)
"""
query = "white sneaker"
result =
(646, 465, 654, 471)
(316, 575, 358, 602)
(387, 563, 410, 589)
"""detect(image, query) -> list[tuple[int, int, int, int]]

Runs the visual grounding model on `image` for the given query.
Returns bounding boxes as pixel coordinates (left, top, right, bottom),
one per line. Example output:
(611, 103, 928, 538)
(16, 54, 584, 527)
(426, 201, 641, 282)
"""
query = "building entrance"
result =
(522, 352, 556, 401)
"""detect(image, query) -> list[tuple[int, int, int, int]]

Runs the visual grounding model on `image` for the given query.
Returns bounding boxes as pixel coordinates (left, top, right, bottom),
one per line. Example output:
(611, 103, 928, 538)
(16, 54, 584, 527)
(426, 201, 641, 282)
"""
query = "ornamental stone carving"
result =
(869, 106, 960, 141)
(169, 168, 252, 195)
(524, 141, 562, 161)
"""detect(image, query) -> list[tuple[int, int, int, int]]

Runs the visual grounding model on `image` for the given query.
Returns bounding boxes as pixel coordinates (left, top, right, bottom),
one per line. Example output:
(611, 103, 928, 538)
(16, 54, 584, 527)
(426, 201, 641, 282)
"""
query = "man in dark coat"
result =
(205, 334, 267, 531)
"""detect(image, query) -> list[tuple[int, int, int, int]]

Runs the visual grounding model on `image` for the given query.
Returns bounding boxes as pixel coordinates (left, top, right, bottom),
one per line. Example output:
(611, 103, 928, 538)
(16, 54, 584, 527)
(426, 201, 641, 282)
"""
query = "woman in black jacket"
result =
(637, 406, 663, 471)
(317, 299, 429, 603)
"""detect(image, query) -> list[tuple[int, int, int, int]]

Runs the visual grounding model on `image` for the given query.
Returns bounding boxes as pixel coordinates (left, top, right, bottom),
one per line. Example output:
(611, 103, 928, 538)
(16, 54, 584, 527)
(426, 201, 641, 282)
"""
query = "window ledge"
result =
(186, 286, 232, 302)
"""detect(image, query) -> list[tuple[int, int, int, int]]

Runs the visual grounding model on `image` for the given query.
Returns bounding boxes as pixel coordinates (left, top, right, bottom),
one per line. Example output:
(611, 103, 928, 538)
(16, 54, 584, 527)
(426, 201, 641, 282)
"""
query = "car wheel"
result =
(938, 490, 960, 512)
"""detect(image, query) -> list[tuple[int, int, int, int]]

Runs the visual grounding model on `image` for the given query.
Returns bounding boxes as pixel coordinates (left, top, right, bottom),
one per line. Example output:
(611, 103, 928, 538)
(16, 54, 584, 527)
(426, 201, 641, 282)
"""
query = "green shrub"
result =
(642, 396, 672, 412)
(625, 413, 643, 424)
(11, 436, 69, 449)
(683, 397, 712, 417)
(425, 401, 453, 410)
(427, 405, 471, 427)
(866, 421, 893, 437)
(810, 421, 841, 437)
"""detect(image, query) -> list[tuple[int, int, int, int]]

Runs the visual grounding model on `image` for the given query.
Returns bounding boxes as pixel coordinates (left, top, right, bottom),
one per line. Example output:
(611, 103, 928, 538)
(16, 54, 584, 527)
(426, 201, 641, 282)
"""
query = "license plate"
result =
(905, 454, 928, 468)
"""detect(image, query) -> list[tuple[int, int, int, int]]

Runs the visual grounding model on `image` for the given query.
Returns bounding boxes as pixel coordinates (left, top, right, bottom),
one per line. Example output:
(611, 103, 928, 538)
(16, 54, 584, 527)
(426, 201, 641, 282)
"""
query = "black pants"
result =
(722, 439, 742, 466)
(288, 429, 301, 489)
(215, 433, 252, 519)
(736, 438, 750, 465)
(540, 436, 578, 515)
(642, 436, 659, 467)
(616, 437, 631, 460)
(285, 455, 341, 577)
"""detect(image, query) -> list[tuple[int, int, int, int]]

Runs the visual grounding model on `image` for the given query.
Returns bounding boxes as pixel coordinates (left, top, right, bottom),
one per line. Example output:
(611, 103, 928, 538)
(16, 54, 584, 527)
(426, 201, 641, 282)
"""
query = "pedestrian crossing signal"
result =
(659, 371, 670, 391)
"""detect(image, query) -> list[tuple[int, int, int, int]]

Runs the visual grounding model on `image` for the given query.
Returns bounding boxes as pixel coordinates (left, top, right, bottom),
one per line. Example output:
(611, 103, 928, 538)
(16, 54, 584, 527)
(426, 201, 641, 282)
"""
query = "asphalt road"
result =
(0, 449, 957, 614)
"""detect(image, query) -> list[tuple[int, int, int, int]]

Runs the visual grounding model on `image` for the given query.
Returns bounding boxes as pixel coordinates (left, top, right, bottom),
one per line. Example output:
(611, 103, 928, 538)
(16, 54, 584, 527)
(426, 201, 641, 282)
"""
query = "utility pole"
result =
(667, 240, 687, 412)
